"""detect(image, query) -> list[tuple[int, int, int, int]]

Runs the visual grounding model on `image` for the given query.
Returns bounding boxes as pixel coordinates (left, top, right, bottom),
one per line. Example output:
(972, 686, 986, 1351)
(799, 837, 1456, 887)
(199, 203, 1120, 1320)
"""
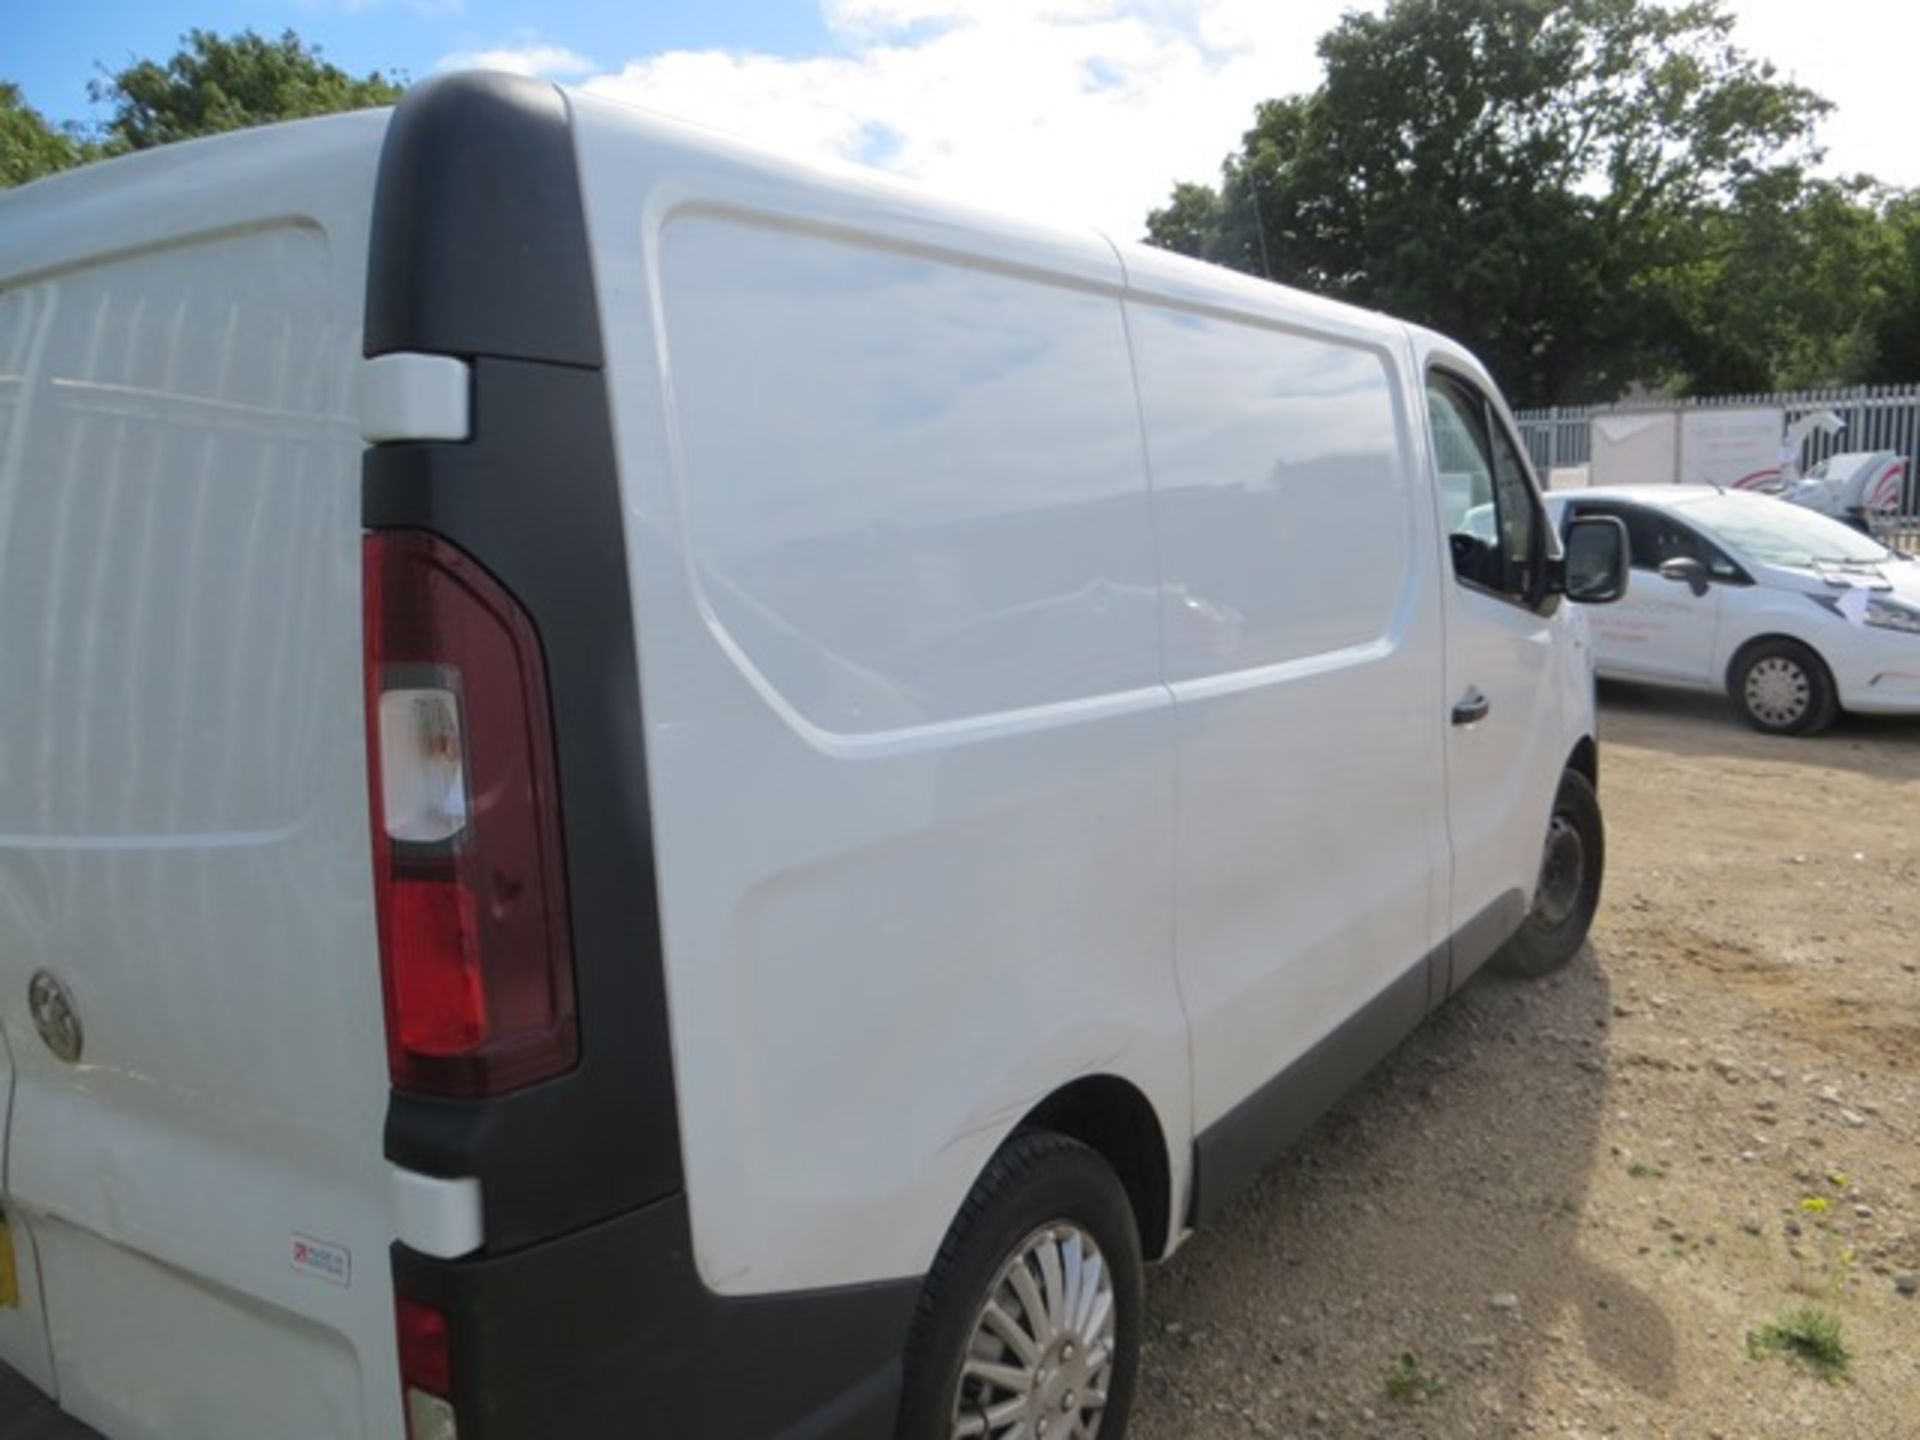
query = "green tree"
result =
(1670, 176, 1902, 392)
(90, 28, 404, 152)
(1867, 194, 1920, 384)
(1147, 0, 1833, 405)
(0, 81, 98, 188)
(1144, 181, 1223, 261)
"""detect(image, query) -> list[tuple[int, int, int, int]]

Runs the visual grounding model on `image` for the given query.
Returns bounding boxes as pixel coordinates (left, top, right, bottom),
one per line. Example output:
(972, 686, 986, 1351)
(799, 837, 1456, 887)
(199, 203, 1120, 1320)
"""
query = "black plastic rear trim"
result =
(393, 1196, 920, 1440)
(364, 73, 679, 1245)
(365, 72, 602, 367)
(362, 71, 920, 1437)
(367, 358, 681, 1246)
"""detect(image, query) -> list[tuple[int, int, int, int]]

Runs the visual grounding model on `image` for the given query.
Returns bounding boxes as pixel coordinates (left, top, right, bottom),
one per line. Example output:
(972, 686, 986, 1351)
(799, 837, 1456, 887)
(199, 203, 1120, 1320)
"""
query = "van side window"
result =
(1426, 374, 1540, 603)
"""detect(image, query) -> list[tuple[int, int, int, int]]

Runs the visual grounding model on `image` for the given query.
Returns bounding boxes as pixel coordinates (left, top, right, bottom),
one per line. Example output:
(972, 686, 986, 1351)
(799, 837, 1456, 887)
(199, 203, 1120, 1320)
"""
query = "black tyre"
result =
(1491, 768, 1603, 980)
(1730, 638, 1838, 736)
(898, 1132, 1143, 1440)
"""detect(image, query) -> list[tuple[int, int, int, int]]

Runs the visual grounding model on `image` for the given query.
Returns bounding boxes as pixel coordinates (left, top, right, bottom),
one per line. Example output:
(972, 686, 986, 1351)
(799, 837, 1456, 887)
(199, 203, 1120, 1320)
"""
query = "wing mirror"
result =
(1657, 555, 1711, 597)
(1558, 515, 1628, 604)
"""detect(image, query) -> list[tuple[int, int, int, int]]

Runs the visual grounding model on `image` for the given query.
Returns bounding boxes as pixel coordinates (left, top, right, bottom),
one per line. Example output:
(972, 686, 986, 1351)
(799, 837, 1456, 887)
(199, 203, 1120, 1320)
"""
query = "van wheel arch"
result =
(1565, 735, 1598, 790)
(1011, 1074, 1174, 1262)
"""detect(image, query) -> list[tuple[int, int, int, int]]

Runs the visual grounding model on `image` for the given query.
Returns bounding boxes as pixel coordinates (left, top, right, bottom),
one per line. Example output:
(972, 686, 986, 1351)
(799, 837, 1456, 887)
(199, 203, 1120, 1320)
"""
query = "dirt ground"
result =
(1131, 682, 1920, 1440)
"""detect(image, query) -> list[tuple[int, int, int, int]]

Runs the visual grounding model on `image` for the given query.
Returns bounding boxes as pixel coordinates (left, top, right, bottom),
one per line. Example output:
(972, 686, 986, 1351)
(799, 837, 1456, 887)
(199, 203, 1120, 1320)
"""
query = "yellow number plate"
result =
(0, 1216, 19, 1308)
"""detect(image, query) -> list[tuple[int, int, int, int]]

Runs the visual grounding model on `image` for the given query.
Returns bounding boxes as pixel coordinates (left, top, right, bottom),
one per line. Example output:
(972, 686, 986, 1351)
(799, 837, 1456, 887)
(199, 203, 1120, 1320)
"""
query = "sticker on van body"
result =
(290, 1234, 352, 1286)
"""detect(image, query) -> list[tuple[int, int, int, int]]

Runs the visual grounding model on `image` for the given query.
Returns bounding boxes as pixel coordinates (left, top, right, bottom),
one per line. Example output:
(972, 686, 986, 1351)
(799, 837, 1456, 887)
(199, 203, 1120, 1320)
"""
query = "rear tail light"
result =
(397, 1297, 458, 1439)
(363, 530, 578, 1096)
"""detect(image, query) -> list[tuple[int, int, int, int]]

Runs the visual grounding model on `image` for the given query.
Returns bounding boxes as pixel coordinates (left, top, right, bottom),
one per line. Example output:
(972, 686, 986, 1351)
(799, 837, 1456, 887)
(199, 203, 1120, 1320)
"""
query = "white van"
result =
(0, 73, 1626, 1440)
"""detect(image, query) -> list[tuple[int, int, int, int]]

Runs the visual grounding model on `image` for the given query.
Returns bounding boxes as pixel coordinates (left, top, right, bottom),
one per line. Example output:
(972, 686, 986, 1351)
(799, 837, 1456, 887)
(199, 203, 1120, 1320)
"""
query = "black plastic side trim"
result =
(368, 358, 680, 1246)
(1187, 893, 1533, 1226)
(1188, 952, 1433, 1228)
(394, 1195, 920, 1440)
(1445, 887, 1527, 997)
(365, 72, 603, 367)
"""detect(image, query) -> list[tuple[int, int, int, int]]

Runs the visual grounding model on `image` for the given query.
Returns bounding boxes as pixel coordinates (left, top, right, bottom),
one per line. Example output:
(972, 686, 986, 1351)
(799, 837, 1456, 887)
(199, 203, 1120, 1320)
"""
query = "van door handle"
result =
(1452, 688, 1490, 726)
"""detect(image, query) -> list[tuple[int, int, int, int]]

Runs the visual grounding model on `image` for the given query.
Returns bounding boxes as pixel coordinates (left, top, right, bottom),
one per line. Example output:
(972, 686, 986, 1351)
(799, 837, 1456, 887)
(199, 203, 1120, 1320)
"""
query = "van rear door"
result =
(0, 116, 404, 1439)
(0, 1040, 56, 1399)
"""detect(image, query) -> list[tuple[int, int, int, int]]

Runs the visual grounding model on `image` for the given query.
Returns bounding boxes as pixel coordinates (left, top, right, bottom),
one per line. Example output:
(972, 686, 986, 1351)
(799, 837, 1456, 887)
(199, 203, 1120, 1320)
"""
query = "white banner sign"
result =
(1589, 413, 1678, 488)
(1679, 408, 1785, 491)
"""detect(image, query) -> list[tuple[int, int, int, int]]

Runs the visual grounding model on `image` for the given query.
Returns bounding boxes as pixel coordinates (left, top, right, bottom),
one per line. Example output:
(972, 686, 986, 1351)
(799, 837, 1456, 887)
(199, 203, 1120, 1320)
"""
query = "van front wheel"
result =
(1490, 768, 1603, 980)
(898, 1132, 1143, 1440)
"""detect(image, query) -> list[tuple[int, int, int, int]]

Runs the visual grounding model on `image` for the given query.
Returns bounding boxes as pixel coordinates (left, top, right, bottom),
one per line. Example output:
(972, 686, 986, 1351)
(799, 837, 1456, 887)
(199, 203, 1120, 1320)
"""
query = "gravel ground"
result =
(1130, 681, 1920, 1440)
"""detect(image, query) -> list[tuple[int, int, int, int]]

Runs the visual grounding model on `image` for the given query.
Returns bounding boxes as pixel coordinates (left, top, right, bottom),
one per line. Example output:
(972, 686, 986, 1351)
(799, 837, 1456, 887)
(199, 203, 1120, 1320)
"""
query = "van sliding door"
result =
(1125, 296, 1451, 1211)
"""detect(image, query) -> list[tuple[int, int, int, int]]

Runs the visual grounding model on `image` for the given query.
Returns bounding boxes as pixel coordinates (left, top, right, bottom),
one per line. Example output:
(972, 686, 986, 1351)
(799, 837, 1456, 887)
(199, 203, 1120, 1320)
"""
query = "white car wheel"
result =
(1731, 640, 1837, 736)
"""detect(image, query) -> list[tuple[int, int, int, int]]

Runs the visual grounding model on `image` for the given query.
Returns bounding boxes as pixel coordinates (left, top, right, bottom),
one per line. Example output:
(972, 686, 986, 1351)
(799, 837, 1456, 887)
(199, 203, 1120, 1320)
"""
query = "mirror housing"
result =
(1558, 515, 1628, 604)
(1657, 555, 1711, 597)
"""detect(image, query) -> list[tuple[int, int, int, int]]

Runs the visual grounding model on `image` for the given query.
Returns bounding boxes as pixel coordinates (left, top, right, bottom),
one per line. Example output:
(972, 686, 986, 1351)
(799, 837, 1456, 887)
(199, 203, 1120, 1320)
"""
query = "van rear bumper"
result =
(392, 1192, 921, 1439)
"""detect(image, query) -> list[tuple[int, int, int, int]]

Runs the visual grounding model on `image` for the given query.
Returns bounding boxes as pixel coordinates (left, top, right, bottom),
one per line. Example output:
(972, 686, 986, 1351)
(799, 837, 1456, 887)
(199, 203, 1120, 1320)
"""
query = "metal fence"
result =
(1514, 385, 1920, 520)
(1880, 520, 1920, 556)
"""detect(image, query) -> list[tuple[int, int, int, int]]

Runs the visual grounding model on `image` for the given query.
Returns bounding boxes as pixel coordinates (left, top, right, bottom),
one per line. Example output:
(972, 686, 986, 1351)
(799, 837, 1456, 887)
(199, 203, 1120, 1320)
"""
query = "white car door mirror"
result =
(1657, 555, 1711, 597)
(1560, 516, 1628, 604)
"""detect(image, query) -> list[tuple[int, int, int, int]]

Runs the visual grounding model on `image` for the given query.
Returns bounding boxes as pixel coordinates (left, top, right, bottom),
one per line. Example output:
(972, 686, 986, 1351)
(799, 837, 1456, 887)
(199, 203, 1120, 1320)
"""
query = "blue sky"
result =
(10, 1, 1918, 238)
(11, 1, 830, 124)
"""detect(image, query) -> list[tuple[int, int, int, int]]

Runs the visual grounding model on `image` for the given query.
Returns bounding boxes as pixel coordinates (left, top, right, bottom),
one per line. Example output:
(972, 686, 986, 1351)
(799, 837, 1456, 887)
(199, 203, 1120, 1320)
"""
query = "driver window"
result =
(1631, 511, 1700, 569)
(1427, 374, 1540, 602)
(1590, 504, 1743, 582)
(1486, 411, 1540, 598)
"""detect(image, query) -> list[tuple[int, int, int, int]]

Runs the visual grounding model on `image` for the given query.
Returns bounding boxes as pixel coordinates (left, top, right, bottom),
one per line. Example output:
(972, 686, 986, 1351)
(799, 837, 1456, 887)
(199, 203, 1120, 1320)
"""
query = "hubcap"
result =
(952, 1223, 1117, 1439)
(1530, 813, 1585, 930)
(1744, 656, 1810, 728)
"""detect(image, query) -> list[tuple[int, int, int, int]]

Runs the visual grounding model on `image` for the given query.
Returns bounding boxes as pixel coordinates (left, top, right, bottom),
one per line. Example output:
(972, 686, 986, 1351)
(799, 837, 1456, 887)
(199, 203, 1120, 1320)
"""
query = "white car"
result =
(1548, 486, 1920, 734)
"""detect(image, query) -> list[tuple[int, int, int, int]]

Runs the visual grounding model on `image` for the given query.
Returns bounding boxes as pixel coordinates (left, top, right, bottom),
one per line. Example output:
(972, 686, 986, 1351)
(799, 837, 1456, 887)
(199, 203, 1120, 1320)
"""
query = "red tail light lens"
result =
(396, 1296, 453, 1395)
(396, 1297, 458, 1439)
(363, 530, 577, 1096)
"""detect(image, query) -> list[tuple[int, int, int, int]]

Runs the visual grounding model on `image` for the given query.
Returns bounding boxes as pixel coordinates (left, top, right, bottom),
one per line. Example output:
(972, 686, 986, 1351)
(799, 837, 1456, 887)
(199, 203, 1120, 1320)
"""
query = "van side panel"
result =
(572, 92, 1191, 1298)
(1120, 290, 1450, 1143)
(0, 120, 403, 1439)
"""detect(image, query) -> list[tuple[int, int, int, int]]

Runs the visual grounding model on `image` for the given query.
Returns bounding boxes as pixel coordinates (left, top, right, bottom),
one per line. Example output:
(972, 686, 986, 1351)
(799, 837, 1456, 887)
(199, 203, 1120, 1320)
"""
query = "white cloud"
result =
(583, 1, 1365, 237)
(436, 44, 596, 79)
(822, 0, 1124, 33)
(573, 0, 1917, 241)
(1719, 0, 1920, 188)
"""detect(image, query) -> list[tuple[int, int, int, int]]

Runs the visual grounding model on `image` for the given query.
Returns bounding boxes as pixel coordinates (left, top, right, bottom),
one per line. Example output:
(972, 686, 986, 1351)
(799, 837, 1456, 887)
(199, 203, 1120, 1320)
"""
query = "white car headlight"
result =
(1863, 595, 1920, 635)
(1810, 590, 1920, 633)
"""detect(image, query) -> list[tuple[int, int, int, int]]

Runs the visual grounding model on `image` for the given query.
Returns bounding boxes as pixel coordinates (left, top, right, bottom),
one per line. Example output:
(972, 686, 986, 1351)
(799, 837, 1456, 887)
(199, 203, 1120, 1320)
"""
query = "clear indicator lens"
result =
(380, 687, 469, 844)
(404, 1387, 458, 1440)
